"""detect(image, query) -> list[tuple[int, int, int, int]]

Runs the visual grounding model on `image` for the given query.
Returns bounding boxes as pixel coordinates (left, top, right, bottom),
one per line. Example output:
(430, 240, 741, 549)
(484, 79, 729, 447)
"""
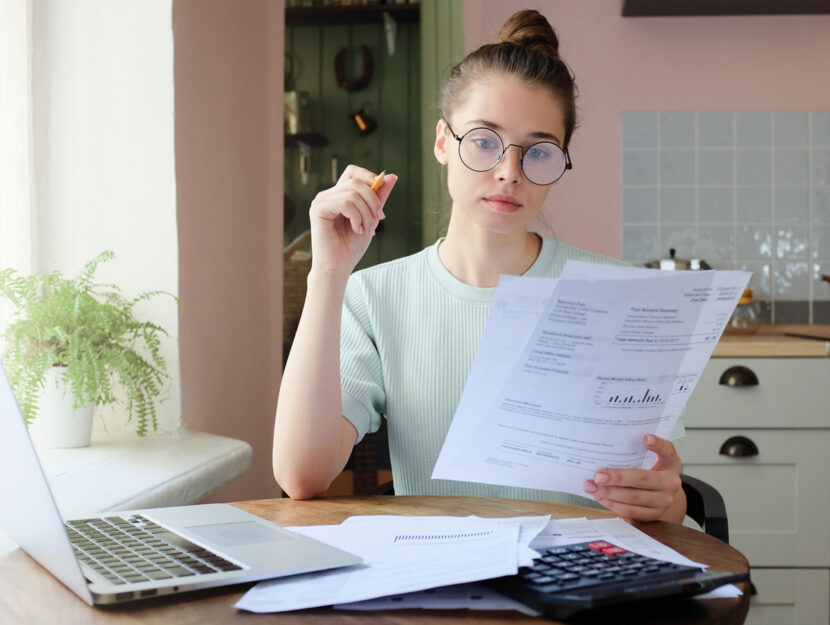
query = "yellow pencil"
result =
(370, 170, 386, 193)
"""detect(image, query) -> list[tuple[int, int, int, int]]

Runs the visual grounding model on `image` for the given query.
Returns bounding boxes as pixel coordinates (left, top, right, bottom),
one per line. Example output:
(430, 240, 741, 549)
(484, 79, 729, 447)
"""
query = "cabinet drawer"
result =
(746, 568, 829, 625)
(676, 429, 830, 567)
(685, 358, 830, 428)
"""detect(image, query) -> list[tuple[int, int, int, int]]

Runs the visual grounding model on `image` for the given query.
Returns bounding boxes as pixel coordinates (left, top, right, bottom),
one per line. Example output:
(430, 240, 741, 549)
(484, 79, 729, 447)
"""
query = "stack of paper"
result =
(235, 514, 740, 614)
(235, 514, 548, 613)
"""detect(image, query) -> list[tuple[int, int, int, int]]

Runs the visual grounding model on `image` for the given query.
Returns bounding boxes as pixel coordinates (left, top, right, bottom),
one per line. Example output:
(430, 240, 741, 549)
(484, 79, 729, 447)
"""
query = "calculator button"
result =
(602, 546, 627, 556)
(588, 541, 612, 551)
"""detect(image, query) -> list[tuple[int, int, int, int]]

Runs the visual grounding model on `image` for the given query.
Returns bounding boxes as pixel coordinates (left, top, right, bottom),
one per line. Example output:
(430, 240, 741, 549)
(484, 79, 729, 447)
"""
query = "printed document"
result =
(235, 515, 547, 613)
(433, 262, 750, 496)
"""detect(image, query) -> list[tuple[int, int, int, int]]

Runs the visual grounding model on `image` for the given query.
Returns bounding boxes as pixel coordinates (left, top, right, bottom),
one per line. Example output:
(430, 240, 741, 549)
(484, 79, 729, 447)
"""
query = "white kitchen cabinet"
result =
(678, 355, 830, 625)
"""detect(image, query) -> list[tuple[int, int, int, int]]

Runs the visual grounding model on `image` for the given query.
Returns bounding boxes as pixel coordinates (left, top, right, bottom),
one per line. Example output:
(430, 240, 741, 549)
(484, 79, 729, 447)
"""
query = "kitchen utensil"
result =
(644, 248, 712, 271)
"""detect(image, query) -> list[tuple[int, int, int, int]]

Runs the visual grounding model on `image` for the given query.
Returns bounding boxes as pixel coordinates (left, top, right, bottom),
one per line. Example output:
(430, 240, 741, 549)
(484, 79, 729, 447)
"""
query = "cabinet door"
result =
(676, 430, 830, 567)
(745, 568, 830, 625)
(685, 358, 830, 428)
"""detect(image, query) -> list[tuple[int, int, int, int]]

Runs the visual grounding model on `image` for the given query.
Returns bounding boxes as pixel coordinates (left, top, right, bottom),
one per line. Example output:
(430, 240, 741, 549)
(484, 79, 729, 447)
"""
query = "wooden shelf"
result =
(622, 0, 830, 16)
(286, 3, 419, 26)
(284, 132, 328, 147)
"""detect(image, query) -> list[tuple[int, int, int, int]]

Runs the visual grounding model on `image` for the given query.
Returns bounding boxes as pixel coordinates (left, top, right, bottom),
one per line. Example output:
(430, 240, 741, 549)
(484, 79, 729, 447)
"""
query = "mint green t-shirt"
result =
(340, 236, 685, 505)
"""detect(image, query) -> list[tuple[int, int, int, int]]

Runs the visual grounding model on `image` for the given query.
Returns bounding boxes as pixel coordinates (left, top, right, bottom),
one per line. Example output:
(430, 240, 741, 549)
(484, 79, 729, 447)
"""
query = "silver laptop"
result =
(0, 362, 361, 605)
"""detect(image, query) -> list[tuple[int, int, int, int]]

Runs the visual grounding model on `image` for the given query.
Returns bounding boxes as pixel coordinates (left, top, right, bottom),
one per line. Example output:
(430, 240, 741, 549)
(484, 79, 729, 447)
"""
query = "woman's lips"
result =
(484, 195, 522, 213)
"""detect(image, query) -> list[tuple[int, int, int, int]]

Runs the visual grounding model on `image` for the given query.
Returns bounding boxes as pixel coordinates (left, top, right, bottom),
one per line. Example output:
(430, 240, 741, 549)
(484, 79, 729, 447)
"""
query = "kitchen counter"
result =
(713, 324, 830, 357)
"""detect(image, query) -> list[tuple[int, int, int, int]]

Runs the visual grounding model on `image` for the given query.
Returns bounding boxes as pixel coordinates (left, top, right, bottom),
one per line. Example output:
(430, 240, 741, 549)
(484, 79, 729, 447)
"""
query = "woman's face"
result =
(434, 73, 567, 236)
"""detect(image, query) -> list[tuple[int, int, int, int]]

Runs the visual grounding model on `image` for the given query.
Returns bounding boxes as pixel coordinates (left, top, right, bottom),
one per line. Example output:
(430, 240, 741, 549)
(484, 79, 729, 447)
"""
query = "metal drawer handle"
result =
(719, 435, 759, 457)
(718, 365, 759, 387)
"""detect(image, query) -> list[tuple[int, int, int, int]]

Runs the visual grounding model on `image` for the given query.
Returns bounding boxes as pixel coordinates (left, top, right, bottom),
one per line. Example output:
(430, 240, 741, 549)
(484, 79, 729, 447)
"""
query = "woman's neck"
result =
(438, 220, 542, 288)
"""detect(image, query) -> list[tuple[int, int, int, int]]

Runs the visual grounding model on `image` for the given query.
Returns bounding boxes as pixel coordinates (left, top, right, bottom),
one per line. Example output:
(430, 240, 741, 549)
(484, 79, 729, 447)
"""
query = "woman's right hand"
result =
(308, 165, 397, 279)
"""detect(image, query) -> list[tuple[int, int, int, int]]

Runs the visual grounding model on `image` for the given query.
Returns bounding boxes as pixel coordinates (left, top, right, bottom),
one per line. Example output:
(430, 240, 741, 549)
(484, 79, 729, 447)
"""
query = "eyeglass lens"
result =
(457, 127, 568, 185)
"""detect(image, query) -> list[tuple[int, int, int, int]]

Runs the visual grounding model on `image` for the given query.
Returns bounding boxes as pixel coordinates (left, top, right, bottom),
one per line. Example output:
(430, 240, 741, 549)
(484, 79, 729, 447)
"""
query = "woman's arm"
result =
(273, 166, 397, 499)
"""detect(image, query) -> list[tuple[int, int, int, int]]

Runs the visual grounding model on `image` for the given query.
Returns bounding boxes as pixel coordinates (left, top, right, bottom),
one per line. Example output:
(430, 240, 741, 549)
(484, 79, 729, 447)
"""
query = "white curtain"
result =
(0, 0, 36, 282)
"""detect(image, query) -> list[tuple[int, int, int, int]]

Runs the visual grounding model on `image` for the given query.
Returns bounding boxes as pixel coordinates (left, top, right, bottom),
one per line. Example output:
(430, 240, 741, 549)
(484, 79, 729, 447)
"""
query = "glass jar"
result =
(725, 289, 760, 334)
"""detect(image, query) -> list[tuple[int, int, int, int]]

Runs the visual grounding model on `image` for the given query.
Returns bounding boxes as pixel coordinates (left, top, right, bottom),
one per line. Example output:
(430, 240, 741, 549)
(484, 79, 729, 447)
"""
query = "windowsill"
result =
(0, 429, 252, 556)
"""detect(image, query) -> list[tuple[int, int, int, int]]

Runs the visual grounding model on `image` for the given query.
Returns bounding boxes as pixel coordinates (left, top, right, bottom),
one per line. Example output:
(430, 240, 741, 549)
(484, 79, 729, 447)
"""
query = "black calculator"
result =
(485, 540, 749, 620)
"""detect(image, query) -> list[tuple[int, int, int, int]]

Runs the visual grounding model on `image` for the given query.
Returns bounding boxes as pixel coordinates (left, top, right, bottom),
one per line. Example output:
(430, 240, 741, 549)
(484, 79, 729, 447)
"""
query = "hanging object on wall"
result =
(334, 45, 374, 92)
(382, 12, 397, 56)
(350, 104, 377, 136)
(298, 142, 311, 185)
(284, 90, 310, 135)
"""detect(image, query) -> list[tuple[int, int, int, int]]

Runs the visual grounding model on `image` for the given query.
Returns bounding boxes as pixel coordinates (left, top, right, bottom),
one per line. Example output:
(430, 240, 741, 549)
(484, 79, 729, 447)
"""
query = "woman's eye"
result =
(527, 145, 552, 161)
(473, 138, 495, 150)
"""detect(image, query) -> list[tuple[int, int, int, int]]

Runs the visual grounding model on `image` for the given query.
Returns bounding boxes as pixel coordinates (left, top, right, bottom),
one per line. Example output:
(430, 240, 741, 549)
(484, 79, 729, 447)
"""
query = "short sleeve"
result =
(340, 275, 385, 443)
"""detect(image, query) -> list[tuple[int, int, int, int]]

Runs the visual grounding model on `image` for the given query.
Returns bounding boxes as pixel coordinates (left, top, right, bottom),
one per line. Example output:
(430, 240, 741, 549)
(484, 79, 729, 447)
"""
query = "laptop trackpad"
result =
(186, 521, 289, 547)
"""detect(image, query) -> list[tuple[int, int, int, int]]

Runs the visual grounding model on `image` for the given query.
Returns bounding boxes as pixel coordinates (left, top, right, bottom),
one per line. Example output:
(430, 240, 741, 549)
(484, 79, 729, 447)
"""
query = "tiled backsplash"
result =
(621, 111, 830, 324)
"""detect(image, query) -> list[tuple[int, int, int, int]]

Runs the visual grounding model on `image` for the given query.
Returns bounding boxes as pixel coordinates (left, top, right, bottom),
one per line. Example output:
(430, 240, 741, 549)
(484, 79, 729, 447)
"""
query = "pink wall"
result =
(465, 2, 830, 256)
(173, 0, 284, 502)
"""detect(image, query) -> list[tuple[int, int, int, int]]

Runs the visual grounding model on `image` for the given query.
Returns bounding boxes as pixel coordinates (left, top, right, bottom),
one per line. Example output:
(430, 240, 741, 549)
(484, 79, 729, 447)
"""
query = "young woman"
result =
(274, 9, 686, 524)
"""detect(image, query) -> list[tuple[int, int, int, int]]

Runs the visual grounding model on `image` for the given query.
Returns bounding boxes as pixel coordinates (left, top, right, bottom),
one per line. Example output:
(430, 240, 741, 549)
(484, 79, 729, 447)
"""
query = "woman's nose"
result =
(495, 144, 523, 183)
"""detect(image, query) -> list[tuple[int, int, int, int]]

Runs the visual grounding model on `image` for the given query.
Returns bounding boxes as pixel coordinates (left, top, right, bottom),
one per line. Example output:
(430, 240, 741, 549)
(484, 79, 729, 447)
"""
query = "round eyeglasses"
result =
(445, 121, 572, 186)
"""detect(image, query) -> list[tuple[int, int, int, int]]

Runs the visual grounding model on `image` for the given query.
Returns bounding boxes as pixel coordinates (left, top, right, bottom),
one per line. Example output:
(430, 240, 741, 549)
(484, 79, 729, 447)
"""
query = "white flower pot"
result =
(27, 367, 94, 449)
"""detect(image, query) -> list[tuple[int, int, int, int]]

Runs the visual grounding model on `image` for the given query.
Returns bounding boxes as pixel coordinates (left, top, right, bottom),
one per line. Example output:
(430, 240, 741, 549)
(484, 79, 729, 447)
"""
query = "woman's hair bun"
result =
(498, 9, 560, 58)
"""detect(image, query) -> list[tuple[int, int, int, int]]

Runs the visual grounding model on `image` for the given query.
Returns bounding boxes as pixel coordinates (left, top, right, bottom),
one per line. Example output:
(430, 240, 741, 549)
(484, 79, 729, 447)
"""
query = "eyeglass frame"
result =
(443, 120, 573, 186)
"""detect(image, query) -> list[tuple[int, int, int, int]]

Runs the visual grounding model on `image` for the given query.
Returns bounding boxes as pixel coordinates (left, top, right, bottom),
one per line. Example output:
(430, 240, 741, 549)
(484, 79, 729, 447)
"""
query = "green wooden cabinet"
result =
(284, 0, 464, 268)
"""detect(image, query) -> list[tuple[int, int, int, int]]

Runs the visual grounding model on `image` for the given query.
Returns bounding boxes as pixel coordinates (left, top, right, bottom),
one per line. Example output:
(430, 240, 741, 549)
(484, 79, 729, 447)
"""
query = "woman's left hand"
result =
(583, 434, 686, 523)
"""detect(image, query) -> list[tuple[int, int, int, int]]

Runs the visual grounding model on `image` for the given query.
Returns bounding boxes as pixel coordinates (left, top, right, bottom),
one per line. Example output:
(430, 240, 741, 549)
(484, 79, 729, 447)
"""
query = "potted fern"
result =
(0, 251, 177, 447)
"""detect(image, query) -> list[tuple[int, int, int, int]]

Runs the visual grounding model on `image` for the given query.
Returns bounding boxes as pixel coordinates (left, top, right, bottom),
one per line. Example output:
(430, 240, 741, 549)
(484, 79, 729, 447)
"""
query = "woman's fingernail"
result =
(595, 472, 609, 484)
(584, 481, 597, 493)
(645, 434, 656, 446)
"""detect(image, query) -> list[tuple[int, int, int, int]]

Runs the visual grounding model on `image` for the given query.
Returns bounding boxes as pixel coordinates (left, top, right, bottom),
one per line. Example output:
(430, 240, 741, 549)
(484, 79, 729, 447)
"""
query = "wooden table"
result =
(0, 496, 750, 625)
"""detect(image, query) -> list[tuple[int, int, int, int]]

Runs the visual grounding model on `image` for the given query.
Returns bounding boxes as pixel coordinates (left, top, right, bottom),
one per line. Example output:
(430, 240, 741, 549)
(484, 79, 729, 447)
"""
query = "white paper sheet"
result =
(433, 262, 750, 497)
(234, 516, 527, 613)
(335, 582, 540, 615)
(335, 517, 739, 613)
(340, 514, 549, 567)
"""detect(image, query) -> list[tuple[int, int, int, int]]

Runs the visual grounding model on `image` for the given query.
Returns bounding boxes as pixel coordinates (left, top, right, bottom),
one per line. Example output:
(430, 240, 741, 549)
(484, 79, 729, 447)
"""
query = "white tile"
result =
(813, 187, 830, 223)
(699, 112, 733, 147)
(660, 150, 695, 185)
(622, 150, 657, 184)
(660, 187, 695, 222)
(736, 187, 772, 222)
(813, 149, 830, 186)
(698, 149, 733, 185)
(813, 112, 830, 148)
(698, 187, 734, 223)
(736, 149, 771, 186)
(775, 226, 810, 260)
(695, 225, 734, 261)
(774, 149, 809, 186)
(622, 113, 657, 148)
(660, 112, 694, 147)
(773, 112, 809, 147)
(622, 224, 660, 261)
(773, 261, 809, 300)
(736, 225, 772, 260)
(774, 187, 809, 224)
(736, 112, 771, 147)
(623, 187, 658, 222)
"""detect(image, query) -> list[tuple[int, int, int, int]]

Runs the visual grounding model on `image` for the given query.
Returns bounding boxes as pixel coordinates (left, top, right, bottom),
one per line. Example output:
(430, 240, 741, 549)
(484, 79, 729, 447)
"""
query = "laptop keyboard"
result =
(65, 515, 242, 586)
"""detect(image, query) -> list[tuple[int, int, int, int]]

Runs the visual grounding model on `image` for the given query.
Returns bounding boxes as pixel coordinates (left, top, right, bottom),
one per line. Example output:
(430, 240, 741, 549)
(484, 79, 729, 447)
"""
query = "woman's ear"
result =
(434, 119, 449, 165)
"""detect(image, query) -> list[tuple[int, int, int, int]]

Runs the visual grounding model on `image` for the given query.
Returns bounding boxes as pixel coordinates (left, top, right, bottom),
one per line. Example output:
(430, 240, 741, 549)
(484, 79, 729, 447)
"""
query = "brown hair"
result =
(439, 9, 577, 148)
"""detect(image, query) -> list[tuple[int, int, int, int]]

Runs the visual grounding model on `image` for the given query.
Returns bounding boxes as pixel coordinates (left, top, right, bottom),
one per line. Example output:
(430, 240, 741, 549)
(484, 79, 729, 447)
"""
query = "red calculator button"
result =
(602, 546, 627, 556)
(588, 541, 612, 551)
